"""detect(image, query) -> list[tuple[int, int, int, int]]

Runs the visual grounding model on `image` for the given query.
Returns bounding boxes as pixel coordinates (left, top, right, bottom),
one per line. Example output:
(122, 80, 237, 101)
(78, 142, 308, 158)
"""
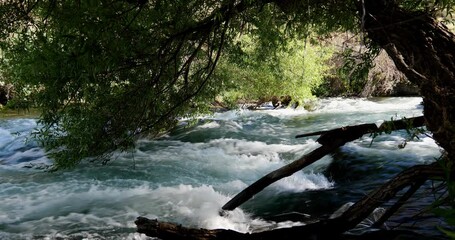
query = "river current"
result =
(0, 97, 444, 239)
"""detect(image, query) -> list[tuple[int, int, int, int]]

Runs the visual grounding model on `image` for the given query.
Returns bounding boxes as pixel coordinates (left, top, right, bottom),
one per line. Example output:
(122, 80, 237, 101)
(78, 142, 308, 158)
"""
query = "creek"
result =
(0, 97, 444, 239)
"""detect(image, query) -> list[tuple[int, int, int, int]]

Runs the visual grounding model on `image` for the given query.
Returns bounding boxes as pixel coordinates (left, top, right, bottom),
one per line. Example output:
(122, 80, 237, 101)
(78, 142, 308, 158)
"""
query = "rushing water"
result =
(0, 97, 445, 239)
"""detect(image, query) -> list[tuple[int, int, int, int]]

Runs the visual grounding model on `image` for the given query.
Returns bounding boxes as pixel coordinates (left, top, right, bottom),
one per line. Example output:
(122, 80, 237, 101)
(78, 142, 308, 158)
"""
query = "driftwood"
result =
(135, 116, 441, 239)
(135, 217, 247, 240)
(222, 116, 425, 211)
(136, 163, 443, 239)
(135, 216, 427, 239)
(295, 116, 425, 142)
(372, 179, 425, 228)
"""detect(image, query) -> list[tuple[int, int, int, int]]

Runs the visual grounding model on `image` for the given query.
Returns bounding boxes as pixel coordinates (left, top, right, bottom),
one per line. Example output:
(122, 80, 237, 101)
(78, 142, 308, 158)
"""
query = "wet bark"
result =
(137, 162, 443, 239)
(135, 217, 427, 240)
(136, 1, 455, 238)
(372, 179, 425, 228)
(362, 0, 455, 163)
(136, 118, 435, 239)
(222, 116, 425, 211)
(0, 84, 14, 106)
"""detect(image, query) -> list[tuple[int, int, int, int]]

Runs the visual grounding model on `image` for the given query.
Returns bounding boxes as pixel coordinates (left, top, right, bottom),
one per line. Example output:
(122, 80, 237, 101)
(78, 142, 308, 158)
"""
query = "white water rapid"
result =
(0, 97, 443, 239)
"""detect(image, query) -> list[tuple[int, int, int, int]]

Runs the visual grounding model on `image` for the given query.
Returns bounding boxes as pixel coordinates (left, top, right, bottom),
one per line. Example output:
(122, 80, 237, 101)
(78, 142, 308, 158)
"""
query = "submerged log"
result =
(372, 179, 425, 228)
(135, 217, 248, 240)
(136, 163, 443, 239)
(222, 116, 426, 211)
(221, 144, 337, 211)
(335, 162, 443, 230)
(135, 217, 428, 239)
(136, 118, 439, 239)
(295, 116, 425, 141)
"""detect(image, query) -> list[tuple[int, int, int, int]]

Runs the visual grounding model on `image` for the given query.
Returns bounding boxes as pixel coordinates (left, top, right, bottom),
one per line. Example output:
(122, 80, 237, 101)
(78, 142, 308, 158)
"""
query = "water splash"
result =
(0, 97, 442, 239)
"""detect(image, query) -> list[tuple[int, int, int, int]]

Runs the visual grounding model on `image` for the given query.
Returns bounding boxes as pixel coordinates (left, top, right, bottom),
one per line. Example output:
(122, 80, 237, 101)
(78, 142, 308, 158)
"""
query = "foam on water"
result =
(210, 109, 254, 121)
(0, 178, 305, 239)
(204, 97, 423, 122)
(257, 108, 308, 118)
(0, 119, 51, 168)
(0, 97, 443, 238)
(345, 135, 441, 165)
(130, 137, 332, 194)
(197, 121, 221, 129)
(271, 172, 333, 192)
(0, 119, 328, 238)
(207, 107, 306, 122)
(142, 184, 260, 231)
(135, 138, 309, 168)
(314, 97, 423, 114)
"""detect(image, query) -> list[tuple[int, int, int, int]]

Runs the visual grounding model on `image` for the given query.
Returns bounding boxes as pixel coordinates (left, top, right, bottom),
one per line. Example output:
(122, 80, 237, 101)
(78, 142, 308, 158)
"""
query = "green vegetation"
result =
(0, 0, 453, 185)
(215, 34, 334, 106)
(1, 1, 232, 168)
(2, 0, 455, 238)
(0, 107, 39, 119)
(0, 1, 349, 168)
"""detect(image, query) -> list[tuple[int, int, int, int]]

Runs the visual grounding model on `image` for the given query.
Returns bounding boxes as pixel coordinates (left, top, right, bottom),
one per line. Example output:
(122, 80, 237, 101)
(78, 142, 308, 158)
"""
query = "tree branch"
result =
(222, 116, 426, 211)
(295, 116, 425, 141)
(136, 163, 443, 239)
(372, 179, 425, 228)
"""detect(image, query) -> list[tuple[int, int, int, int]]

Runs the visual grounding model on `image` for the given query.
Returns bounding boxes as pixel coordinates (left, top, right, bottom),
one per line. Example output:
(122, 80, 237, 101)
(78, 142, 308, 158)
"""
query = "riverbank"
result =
(0, 108, 40, 119)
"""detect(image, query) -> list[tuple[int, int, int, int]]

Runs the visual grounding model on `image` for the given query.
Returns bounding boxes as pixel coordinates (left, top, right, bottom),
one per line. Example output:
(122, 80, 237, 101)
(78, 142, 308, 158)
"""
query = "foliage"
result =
(335, 44, 380, 95)
(1, 0, 455, 169)
(1, 0, 232, 168)
(369, 116, 428, 148)
(215, 34, 334, 106)
(312, 35, 381, 97)
(0, 0, 355, 168)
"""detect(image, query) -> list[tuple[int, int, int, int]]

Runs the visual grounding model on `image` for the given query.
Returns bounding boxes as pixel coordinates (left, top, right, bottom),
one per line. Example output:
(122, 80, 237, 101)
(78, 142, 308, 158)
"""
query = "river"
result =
(0, 97, 445, 239)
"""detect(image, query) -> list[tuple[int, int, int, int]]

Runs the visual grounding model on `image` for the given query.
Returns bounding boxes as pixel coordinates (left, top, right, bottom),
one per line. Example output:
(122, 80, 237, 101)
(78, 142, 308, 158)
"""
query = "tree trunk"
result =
(362, 0, 455, 164)
(135, 1, 455, 238)
(222, 116, 425, 211)
(137, 163, 444, 239)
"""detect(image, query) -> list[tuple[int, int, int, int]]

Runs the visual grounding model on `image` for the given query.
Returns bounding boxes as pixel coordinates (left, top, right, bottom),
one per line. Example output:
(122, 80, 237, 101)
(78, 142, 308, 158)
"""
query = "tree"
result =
(1, 0, 455, 237)
(1, 0, 236, 168)
(0, 0, 359, 168)
(361, 0, 455, 166)
(216, 34, 334, 106)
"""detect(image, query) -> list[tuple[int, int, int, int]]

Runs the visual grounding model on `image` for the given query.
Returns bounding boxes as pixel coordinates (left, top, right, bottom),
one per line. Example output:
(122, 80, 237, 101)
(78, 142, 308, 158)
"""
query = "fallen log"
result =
(136, 116, 438, 239)
(136, 220, 430, 240)
(336, 162, 443, 231)
(135, 217, 248, 240)
(222, 116, 426, 211)
(135, 216, 339, 240)
(295, 116, 425, 142)
(221, 144, 338, 211)
(136, 163, 443, 239)
(372, 179, 425, 228)
(135, 216, 428, 239)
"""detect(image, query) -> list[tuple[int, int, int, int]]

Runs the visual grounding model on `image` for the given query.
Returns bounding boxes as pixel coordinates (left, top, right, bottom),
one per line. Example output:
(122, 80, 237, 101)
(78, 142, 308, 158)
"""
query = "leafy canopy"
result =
(1, 0, 236, 168)
(216, 33, 334, 105)
(1, 0, 454, 168)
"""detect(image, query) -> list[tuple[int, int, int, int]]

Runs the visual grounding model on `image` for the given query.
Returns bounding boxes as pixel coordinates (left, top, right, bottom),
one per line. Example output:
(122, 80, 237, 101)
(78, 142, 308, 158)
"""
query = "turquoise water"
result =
(0, 97, 443, 239)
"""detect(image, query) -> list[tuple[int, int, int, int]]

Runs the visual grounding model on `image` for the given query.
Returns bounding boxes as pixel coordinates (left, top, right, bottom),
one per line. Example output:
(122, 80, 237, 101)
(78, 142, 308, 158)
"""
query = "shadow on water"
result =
(0, 97, 449, 239)
(243, 133, 447, 238)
